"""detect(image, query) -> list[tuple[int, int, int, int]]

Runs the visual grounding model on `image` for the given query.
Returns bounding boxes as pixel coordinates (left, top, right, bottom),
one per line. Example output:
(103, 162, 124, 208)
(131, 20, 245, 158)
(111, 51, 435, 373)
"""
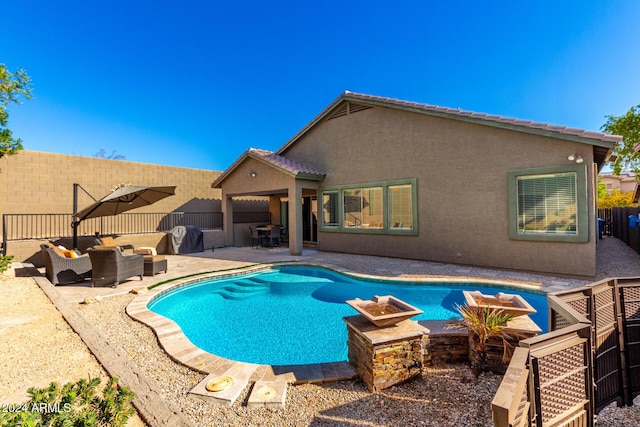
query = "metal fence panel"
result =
(597, 208, 613, 236)
(233, 211, 271, 224)
(3, 212, 223, 243)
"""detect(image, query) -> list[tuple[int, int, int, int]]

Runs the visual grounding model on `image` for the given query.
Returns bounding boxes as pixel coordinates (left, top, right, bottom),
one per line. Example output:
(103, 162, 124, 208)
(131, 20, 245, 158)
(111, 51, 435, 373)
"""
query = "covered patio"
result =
(212, 149, 325, 255)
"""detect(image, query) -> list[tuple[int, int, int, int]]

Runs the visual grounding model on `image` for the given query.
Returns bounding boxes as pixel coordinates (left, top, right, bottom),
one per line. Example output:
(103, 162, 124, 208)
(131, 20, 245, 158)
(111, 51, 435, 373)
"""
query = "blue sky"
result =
(4, 1, 640, 171)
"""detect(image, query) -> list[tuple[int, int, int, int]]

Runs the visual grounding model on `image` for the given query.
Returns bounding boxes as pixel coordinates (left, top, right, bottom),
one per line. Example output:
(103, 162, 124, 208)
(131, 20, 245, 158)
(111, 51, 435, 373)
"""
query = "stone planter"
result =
(462, 291, 536, 317)
(346, 295, 423, 327)
(344, 315, 428, 392)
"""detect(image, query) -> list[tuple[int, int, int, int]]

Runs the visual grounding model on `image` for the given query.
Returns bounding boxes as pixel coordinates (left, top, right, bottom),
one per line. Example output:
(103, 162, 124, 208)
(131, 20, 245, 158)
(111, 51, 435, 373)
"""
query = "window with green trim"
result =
(517, 172, 577, 234)
(508, 165, 588, 242)
(320, 179, 417, 234)
(322, 191, 339, 226)
(388, 184, 413, 229)
(344, 187, 383, 228)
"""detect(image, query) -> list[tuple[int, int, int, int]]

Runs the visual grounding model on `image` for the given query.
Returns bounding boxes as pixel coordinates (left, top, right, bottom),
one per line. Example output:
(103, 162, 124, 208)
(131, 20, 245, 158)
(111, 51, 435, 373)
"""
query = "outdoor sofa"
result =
(86, 247, 144, 288)
(40, 243, 92, 285)
(94, 235, 135, 252)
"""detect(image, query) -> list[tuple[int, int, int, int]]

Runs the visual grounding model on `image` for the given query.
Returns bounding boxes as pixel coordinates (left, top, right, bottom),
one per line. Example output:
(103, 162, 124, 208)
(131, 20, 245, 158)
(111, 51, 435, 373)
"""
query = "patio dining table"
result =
(255, 227, 270, 247)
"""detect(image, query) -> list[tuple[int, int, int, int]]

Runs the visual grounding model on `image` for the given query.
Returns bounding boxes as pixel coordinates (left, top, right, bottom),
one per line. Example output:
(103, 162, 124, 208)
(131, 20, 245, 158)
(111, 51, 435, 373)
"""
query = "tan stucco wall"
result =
(282, 106, 598, 277)
(220, 157, 294, 196)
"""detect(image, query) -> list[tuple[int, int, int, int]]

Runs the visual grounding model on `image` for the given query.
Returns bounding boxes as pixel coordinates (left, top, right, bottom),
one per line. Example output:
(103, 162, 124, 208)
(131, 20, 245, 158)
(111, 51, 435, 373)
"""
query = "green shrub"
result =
(0, 377, 136, 426)
(0, 254, 13, 273)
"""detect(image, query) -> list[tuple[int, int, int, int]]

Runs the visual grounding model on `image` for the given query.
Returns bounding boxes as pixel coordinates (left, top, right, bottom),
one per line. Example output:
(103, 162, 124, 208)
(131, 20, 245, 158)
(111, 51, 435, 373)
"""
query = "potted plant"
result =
(447, 304, 523, 382)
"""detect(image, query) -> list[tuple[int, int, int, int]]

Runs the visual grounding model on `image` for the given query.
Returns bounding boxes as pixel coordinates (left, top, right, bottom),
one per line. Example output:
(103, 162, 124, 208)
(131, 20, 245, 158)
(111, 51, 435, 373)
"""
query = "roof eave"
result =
(276, 92, 621, 155)
(296, 172, 326, 181)
(212, 150, 326, 188)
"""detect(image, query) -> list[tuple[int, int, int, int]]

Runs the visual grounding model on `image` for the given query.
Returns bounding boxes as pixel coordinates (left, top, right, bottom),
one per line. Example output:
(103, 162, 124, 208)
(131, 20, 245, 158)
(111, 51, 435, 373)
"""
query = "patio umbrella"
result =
(74, 185, 177, 222)
(72, 185, 176, 248)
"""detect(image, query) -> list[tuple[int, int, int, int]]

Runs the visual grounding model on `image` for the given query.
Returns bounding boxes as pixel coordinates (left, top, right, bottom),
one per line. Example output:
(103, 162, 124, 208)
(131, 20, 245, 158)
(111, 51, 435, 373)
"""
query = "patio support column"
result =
(288, 181, 303, 255)
(268, 195, 281, 226)
(222, 192, 234, 247)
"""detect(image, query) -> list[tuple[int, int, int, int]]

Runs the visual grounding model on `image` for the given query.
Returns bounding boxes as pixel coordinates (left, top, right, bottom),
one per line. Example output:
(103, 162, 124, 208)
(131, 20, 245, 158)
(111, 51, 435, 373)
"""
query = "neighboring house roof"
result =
(599, 171, 637, 181)
(212, 148, 326, 188)
(276, 91, 621, 167)
(598, 171, 639, 199)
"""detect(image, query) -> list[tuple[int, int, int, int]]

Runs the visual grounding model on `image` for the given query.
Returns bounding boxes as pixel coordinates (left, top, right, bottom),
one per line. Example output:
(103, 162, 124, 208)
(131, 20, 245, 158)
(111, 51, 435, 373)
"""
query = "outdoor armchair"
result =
(87, 247, 144, 288)
(40, 243, 92, 285)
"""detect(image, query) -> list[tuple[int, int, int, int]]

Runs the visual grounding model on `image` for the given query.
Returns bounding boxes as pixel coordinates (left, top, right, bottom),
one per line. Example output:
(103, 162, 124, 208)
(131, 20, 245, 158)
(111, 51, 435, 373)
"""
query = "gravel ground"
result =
(3, 237, 640, 426)
(0, 274, 146, 426)
(78, 292, 503, 426)
(0, 274, 107, 401)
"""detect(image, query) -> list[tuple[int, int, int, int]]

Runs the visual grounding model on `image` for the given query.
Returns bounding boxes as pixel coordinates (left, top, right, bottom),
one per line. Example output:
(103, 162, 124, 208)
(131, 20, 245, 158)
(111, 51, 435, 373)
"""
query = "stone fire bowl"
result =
(462, 290, 536, 317)
(346, 295, 424, 327)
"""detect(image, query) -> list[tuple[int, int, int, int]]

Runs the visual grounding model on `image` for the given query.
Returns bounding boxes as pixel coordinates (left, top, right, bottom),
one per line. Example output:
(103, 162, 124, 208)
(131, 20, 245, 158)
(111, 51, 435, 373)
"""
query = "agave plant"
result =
(447, 304, 519, 381)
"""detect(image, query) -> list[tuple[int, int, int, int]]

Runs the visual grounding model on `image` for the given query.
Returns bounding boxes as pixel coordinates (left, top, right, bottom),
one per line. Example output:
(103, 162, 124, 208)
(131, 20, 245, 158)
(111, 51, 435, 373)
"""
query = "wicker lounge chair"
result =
(40, 243, 92, 285)
(87, 247, 144, 288)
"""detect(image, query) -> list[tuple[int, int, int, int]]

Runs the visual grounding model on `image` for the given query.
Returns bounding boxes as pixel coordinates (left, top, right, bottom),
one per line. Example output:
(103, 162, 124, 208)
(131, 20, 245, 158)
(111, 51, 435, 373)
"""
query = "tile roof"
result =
(277, 91, 622, 155)
(342, 92, 622, 144)
(211, 148, 325, 188)
(247, 148, 326, 177)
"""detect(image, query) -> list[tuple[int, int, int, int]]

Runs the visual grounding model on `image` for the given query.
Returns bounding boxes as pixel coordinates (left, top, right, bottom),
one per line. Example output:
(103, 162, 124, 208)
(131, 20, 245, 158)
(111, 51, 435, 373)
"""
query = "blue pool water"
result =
(148, 266, 548, 365)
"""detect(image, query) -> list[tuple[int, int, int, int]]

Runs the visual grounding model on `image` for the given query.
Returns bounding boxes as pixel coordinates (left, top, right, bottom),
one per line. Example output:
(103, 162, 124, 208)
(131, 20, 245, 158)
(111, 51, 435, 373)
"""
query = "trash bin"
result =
(597, 218, 604, 239)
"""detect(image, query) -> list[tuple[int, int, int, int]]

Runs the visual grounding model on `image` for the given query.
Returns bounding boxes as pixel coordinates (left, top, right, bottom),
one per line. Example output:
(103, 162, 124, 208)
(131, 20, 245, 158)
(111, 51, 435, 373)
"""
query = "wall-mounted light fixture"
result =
(567, 154, 584, 164)
(249, 171, 257, 177)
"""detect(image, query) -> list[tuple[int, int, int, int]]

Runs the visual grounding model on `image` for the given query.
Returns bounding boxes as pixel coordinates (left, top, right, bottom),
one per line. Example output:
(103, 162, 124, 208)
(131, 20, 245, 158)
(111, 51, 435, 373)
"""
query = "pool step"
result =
(211, 279, 270, 300)
(250, 272, 332, 284)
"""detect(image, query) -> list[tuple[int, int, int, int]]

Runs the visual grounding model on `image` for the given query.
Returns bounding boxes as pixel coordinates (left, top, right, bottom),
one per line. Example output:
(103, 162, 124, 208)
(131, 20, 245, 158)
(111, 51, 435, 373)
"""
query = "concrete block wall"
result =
(0, 150, 222, 221)
(1, 151, 268, 261)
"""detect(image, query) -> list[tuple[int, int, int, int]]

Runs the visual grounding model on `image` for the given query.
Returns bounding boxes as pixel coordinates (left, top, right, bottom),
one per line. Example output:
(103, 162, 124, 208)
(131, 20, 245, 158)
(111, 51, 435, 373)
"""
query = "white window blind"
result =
(517, 172, 577, 234)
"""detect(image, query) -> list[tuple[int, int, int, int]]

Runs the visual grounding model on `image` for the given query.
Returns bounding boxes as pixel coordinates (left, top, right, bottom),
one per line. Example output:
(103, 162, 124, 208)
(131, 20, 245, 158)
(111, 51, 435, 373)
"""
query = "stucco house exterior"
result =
(598, 171, 638, 195)
(213, 92, 621, 277)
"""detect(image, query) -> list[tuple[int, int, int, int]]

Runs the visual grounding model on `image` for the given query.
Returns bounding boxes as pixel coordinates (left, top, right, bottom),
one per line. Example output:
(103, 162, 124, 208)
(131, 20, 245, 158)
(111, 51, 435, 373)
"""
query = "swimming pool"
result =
(148, 265, 548, 365)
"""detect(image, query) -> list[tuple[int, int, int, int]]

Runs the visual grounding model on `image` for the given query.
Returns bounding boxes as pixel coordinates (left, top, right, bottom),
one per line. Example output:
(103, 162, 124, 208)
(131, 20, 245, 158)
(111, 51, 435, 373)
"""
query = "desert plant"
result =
(447, 304, 518, 381)
(0, 254, 13, 273)
(0, 377, 136, 426)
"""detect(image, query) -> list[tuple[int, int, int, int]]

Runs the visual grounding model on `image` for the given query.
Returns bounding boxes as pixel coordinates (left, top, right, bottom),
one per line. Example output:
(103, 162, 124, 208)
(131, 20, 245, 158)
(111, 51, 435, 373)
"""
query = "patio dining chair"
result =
(265, 225, 281, 247)
(249, 226, 264, 248)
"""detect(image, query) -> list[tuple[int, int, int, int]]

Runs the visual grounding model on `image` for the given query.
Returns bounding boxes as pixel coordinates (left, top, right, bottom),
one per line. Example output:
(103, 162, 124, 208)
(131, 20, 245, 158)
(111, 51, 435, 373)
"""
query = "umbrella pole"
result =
(73, 183, 79, 250)
(72, 221, 78, 250)
(71, 183, 98, 250)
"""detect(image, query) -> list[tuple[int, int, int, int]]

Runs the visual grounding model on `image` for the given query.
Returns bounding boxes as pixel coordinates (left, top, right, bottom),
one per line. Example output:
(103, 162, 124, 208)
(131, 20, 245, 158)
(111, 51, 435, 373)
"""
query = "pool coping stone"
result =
(126, 260, 546, 395)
